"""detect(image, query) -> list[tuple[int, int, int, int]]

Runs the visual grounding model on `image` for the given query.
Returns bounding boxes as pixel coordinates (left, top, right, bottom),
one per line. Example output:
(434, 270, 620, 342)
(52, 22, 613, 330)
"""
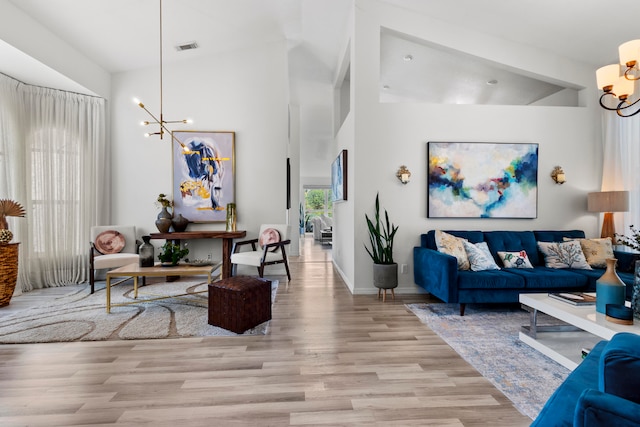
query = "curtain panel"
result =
(0, 73, 108, 291)
(602, 112, 640, 240)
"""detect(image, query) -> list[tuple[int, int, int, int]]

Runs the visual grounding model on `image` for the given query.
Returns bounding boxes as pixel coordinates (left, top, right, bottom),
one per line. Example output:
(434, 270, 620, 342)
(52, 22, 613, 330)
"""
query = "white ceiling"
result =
(3, 1, 640, 105)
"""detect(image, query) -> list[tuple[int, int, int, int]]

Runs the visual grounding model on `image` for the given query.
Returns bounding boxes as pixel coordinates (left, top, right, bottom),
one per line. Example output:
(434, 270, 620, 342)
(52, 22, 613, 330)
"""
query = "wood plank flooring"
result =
(0, 236, 531, 426)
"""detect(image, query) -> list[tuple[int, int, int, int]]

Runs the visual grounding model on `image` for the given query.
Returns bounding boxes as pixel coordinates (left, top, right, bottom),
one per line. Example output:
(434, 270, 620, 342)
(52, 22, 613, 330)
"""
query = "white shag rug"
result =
(0, 278, 278, 343)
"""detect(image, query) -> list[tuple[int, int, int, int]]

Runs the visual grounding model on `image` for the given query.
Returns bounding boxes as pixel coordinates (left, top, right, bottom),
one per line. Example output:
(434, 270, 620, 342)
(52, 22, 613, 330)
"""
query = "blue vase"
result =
(596, 258, 626, 314)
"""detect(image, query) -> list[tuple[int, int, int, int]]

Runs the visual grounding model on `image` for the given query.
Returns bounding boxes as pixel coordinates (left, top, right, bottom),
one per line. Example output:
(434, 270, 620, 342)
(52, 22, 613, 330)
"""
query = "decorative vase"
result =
(596, 258, 626, 314)
(155, 206, 172, 233)
(632, 260, 640, 320)
(138, 236, 155, 267)
(226, 203, 237, 231)
(155, 218, 172, 233)
(0, 243, 19, 307)
(171, 214, 189, 232)
(157, 206, 172, 220)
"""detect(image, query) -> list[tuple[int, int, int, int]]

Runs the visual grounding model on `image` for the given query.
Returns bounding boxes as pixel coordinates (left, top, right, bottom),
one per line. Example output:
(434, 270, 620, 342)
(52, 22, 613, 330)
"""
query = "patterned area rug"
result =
(407, 303, 570, 420)
(0, 278, 278, 343)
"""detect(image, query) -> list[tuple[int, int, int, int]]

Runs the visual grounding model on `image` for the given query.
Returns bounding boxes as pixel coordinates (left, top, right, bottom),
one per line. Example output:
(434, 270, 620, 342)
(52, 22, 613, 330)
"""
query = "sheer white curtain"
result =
(0, 73, 109, 291)
(602, 112, 640, 239)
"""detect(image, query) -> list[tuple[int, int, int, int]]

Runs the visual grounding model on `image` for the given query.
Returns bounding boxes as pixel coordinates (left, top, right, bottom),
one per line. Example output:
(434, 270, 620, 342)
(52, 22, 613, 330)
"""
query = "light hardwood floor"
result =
(0, 236, 531, 426)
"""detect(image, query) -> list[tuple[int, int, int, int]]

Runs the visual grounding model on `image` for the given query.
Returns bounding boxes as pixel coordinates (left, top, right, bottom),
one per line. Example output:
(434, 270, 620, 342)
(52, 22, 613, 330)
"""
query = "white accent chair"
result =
(230, 224, 291, 281)
(89, 225, 140, 294)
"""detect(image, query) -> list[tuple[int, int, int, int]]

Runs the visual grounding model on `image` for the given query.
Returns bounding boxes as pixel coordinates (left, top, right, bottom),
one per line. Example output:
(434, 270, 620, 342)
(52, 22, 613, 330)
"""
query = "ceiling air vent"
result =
(176, 42, 198, 52)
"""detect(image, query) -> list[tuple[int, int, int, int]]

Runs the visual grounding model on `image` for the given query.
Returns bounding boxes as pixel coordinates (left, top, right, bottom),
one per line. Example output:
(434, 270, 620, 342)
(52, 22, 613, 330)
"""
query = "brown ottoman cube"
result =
(208, 276, 272, 333)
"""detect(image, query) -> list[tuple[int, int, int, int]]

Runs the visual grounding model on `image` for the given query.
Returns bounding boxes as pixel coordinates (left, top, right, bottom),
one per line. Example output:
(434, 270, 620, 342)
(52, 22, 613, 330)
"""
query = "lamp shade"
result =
(619, 39, 640, 66)
(596, 64, 621, 90)
(612, 76, 635, 98)
(587, 191, 630, 213)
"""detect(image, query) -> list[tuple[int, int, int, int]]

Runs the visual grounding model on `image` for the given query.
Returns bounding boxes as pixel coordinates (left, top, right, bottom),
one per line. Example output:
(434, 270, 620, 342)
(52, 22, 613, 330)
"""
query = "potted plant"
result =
(364, 193, 399, 299)
(157, 241, 189, 266)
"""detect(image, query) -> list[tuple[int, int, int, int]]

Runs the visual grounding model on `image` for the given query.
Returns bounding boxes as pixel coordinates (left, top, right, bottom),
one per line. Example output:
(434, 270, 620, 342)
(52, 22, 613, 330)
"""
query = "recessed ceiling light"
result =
(403, 54, 413, 62)
(487, 79, 498, 85)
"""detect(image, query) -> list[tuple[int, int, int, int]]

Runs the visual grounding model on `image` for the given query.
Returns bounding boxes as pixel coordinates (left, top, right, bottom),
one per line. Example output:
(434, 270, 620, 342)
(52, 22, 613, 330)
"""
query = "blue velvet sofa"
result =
(532, 332, 640, 427)
(413, 230, 637, 315)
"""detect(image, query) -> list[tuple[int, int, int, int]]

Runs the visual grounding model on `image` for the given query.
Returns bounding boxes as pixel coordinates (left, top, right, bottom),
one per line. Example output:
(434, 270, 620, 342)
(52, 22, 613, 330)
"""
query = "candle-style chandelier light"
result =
(134, 0, 191, 148)
(596, 40, 640, 117)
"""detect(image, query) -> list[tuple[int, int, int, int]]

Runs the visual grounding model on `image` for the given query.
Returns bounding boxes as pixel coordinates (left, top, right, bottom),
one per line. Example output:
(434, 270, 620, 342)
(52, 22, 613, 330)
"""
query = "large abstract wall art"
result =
(172, 131, 235, 223)
(427, 142, 538, 218)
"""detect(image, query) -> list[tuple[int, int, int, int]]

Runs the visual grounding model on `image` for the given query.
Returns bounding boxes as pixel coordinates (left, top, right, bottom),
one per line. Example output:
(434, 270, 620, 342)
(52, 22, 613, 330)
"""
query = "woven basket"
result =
(0, 243, 19, 307)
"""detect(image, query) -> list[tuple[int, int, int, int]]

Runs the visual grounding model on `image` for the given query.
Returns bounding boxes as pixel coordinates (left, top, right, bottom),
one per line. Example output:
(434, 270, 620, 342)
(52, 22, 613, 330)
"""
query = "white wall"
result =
(110, 40, 292, 270)
(0, 0, 110, 98)
(337, 0, 604, 295)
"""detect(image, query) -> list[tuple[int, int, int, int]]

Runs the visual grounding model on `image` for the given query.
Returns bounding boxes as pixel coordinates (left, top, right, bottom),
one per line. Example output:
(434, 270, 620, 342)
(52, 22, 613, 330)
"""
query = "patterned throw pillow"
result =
(462, 241, 500, 271)
(498, 250, 534, 268)
(537, 240, 592, 270)
(435, 230, 470, 270)
(563, 237, 614, 269)
(94, 230, 126, 255)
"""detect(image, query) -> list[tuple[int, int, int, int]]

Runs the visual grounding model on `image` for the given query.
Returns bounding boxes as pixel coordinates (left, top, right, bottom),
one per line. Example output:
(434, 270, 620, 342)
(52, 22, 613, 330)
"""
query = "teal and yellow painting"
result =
(427, 142, 538, 218)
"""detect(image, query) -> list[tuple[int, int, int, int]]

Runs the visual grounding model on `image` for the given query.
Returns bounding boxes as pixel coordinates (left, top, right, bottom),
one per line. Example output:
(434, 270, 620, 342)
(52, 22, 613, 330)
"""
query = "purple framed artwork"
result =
(427, 142, 538, 218)
(172, 130, 235, 223)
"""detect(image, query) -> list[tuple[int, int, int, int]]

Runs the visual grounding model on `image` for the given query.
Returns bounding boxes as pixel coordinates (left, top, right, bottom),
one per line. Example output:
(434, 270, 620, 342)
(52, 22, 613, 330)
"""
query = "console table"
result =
(149, 230, 246, 279)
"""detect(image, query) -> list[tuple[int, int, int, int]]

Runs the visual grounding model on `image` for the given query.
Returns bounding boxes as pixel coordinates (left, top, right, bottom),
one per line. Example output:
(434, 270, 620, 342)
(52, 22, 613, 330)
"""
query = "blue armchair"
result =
(533, 332, 640, 427)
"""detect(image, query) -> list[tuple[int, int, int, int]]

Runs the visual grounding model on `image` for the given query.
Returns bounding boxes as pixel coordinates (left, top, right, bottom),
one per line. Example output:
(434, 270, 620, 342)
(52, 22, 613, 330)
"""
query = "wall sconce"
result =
(550, 166, 566, 184)
(396, 165, 411, 184)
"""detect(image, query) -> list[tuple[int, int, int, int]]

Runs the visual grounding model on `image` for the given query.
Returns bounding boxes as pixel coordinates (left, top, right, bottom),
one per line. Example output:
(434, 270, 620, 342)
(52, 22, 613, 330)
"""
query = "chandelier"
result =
(134, 0, 191, 148)
(596, 39, 640, 117)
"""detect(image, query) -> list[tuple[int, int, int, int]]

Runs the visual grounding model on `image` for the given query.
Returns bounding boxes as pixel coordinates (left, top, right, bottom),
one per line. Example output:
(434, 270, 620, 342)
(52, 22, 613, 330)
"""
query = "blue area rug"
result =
(407, 303, 570, 420)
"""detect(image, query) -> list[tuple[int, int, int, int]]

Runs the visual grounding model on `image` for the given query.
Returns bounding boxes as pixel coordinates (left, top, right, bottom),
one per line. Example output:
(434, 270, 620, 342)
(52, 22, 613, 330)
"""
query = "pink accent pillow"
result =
(259, 228, 281, 251)
(95, 230, 126, 254)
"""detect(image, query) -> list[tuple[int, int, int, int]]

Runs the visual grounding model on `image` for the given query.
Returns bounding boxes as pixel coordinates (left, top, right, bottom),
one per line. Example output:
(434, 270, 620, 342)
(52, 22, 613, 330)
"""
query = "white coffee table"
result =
(519, 293, 640, 370)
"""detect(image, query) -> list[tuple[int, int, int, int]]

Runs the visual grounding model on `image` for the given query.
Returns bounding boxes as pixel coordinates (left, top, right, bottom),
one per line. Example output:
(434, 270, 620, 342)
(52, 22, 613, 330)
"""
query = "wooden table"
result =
(149, 230, 246, 279)
(105, 262, 218, 313)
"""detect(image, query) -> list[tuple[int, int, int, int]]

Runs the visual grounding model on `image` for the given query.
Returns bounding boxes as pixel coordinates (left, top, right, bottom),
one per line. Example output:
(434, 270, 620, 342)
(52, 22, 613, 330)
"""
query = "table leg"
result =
(221, 237, 232, 279)
(134, 276, 139, 299)
(106, 275, 111, 313)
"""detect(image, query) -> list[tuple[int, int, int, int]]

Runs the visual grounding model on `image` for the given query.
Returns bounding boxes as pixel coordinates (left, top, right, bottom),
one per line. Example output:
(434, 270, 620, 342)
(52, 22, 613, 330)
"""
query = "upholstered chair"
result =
(231, 224, 291, 281)
(89, 225, 140, 293)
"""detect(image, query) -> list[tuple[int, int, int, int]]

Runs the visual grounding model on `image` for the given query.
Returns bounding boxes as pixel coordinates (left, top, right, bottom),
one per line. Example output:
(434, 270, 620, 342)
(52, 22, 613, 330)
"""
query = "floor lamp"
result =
(587, 191, 629, 243)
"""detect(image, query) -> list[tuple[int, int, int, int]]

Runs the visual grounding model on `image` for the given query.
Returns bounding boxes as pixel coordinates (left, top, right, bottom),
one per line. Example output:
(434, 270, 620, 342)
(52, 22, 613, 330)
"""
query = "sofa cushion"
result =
(565, 237, 614, 269)
(506, 267, 589, 289)
(463, 241, 501, 271)
(498, 250, 534, 268)
(538, 240, 592, 270)
(534, 229, 586, 242)
(435, 230, 470, 270)
(457, 270, 525, 290)
(422, 230, 484, 250)
(484, 231, 540, 265)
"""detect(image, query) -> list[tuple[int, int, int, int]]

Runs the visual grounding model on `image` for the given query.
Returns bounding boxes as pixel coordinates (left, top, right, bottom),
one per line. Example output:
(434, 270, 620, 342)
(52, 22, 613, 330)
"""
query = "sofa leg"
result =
(460, 303, 466, 316)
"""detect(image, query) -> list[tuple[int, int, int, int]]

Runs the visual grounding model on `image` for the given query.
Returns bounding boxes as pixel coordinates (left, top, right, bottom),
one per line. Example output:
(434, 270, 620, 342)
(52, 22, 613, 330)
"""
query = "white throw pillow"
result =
(537, 240, 592, 270)
(463, 241, 500, 271)
(435, 230, 470, 271)
(498, 250, 534, 269)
